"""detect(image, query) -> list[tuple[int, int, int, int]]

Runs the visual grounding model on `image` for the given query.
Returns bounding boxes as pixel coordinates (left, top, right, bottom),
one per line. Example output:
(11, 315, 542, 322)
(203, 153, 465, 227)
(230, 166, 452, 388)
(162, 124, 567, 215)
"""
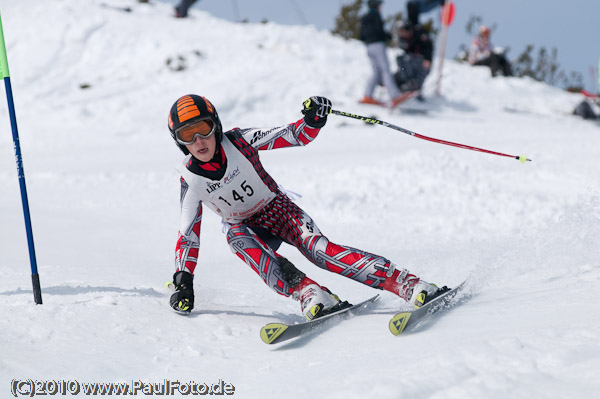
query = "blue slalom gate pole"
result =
(0, 11, 42, 304)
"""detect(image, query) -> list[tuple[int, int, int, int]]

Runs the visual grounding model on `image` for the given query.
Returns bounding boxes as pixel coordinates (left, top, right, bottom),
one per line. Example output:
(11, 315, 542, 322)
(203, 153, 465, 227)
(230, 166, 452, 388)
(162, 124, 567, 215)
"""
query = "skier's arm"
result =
(175, 177, 203, 274)
(238, 96, 332, 151)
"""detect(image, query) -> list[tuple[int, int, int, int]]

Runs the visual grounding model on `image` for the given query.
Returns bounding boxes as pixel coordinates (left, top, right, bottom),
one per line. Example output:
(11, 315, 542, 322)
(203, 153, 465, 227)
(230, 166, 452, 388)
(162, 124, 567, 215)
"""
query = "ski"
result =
(357, 91, 419, 109)
(391, 90, 419, 109)
(260, 295, 379, 345)
(389, 281, 467, 336)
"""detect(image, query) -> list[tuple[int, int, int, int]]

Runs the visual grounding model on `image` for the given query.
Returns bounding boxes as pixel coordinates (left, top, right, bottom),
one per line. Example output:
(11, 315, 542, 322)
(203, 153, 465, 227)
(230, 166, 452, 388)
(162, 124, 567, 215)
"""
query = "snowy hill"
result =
(1, 1, 599, 398)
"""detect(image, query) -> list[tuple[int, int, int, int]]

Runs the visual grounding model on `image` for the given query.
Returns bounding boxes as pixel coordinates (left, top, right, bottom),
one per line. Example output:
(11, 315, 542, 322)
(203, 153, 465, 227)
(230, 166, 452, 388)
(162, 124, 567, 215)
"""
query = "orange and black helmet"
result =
(168, 94, 223, 154)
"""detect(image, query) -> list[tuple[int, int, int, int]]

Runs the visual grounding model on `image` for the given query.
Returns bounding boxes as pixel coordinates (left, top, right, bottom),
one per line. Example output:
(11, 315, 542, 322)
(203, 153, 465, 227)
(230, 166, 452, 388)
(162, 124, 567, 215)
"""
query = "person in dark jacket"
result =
(393, 20, 433, 95)
(406, 0, 445, 25)
(359, 0, 406, 107)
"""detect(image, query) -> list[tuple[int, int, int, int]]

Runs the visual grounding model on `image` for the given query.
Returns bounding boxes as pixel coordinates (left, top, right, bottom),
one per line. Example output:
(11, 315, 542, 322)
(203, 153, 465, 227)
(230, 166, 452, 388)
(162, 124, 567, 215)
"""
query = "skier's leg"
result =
(252, 225, 285, 252)
(226, 223, 341, 319)
(226, 223, 300, 296)
(248, 193, 442, 307)
(308, 233, 445, 307)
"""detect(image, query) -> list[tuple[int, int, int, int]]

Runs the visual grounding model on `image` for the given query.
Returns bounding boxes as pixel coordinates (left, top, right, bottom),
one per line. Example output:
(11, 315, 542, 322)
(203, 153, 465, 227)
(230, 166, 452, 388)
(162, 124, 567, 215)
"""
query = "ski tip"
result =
(389, 312, 412, 336)
(260, 323, 288, 345)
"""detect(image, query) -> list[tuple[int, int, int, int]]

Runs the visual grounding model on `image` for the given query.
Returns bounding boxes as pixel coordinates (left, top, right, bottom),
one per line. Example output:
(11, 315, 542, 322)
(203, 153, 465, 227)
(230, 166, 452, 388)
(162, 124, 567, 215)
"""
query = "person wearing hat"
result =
(468, 25, 513, 77)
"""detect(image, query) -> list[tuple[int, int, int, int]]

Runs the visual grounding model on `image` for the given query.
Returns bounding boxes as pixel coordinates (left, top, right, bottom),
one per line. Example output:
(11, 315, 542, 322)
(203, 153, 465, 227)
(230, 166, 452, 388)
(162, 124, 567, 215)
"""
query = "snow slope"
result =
(1, 1, 599, 398)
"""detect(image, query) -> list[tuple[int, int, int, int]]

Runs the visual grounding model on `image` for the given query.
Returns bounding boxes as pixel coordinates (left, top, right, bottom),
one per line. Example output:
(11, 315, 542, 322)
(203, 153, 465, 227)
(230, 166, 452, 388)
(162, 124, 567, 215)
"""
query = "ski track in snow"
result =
(1, 1, 599, 398)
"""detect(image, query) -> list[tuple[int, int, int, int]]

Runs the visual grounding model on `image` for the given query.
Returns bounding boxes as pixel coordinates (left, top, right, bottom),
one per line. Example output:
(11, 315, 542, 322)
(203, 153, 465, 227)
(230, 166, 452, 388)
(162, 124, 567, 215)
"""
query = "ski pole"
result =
(0, 12, 43, 304)
(331, 109, 532, 163)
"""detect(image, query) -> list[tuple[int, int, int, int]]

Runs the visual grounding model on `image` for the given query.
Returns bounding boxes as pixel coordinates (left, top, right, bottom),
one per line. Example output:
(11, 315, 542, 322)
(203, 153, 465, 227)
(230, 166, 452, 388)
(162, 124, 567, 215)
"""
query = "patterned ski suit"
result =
(175, 118, 411, 299)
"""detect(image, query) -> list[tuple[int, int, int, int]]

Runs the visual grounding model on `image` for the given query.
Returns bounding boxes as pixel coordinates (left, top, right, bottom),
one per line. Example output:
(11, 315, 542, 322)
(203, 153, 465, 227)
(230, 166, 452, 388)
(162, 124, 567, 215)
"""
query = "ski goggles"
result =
(174, 119, 216, 145)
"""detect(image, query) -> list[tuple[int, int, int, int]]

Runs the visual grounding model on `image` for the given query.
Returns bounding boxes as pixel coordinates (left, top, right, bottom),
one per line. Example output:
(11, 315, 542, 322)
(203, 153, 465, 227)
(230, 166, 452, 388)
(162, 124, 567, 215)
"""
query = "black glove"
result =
(302, 96, 332, 128)
(169, 271, 194, 314)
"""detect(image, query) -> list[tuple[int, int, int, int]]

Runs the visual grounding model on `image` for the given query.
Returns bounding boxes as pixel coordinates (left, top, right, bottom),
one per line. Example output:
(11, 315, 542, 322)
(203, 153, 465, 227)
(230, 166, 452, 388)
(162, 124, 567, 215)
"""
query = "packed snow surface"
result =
(1, 1, 599, 398)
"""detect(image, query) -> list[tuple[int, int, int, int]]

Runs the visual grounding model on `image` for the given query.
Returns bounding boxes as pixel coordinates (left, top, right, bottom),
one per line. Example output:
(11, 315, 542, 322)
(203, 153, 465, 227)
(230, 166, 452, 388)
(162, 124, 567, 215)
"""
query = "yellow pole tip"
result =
(519, 155, 528, 163)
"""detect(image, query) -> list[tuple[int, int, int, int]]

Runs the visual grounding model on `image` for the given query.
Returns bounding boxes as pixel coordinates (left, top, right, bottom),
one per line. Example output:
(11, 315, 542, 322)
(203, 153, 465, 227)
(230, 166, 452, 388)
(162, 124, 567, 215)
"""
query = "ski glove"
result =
(169, 271, 195, 314)
(302, 96, 332, 128)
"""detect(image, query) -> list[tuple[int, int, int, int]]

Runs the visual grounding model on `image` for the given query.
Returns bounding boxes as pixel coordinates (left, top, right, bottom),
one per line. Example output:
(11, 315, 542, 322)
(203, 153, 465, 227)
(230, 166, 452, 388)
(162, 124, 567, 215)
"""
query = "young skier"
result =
(168, 94, 448, 319)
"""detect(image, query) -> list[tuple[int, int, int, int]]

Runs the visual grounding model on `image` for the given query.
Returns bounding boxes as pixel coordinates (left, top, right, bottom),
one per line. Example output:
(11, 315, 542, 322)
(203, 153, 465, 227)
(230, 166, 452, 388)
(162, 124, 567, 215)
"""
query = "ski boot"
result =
(294, 277, 350, 321)
(169, 271, 194, 314)
(409, 280, 450, 309)
(384, 267, 449, 309)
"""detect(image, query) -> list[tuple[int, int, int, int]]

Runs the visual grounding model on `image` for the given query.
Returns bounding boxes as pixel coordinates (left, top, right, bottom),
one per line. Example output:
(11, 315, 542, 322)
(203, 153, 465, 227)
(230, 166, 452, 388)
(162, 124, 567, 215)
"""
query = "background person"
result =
(468, 25, 513, 77)
(359, 0, 407, 107)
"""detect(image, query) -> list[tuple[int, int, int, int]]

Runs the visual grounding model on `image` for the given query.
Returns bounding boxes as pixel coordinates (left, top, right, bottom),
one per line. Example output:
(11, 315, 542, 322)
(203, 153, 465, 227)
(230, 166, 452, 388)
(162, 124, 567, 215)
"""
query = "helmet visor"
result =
(175, 119, 216, 144)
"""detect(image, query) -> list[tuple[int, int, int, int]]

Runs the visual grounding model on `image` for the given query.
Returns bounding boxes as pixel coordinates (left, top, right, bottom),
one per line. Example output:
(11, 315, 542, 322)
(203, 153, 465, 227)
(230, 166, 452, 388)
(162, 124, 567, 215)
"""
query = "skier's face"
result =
(185, 134, 217, 162)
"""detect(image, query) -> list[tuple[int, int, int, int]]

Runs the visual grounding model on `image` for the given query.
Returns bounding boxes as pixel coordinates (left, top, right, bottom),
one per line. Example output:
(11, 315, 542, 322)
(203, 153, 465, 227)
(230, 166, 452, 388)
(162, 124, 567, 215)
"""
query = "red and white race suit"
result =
(175, 119, 417, 299)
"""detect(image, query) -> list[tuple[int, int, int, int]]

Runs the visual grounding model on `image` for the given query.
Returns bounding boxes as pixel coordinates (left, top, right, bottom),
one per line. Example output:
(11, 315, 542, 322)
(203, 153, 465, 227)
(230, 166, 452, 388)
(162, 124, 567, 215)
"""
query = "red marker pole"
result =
(435, 1, 455, 96)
